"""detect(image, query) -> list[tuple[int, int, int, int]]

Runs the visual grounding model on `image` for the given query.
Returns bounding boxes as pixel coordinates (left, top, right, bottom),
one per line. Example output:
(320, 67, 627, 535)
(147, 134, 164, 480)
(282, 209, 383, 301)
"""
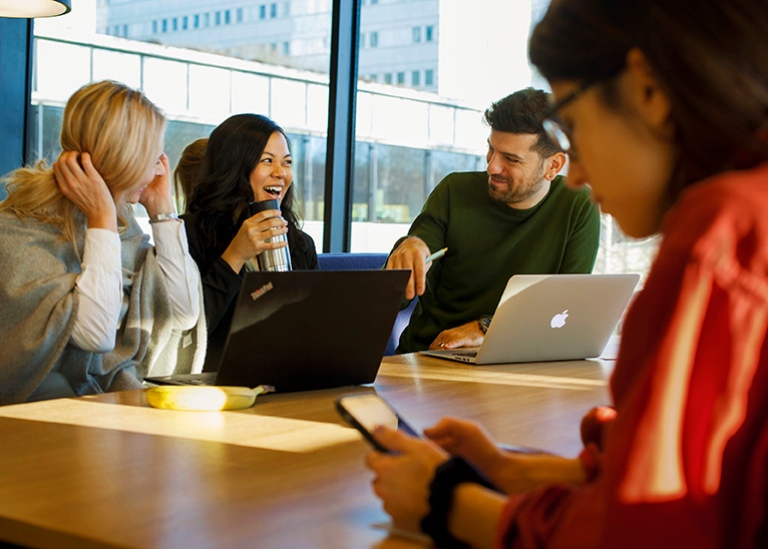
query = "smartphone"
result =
(335, 393, 420, 453)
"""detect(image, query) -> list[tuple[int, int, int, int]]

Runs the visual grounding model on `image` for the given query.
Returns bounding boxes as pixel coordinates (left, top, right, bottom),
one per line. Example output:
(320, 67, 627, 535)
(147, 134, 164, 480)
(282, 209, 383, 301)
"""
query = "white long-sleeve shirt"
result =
(71, 220, 200, 352)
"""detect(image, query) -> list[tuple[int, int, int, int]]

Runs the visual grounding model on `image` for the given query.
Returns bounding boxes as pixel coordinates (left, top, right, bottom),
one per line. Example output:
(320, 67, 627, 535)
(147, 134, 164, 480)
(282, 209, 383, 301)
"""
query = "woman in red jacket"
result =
(365, 0, 768, 547)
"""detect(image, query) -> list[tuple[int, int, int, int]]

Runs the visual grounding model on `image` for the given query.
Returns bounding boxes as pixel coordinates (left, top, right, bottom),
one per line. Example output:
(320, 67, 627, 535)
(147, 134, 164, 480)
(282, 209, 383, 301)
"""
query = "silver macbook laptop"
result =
(146, 269, 409, 392)
(421, 273, 640, 364)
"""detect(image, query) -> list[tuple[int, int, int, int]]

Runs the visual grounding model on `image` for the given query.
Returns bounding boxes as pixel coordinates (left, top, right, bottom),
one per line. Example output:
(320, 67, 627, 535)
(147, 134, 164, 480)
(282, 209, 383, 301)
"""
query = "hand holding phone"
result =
(336, 393, 420, 453)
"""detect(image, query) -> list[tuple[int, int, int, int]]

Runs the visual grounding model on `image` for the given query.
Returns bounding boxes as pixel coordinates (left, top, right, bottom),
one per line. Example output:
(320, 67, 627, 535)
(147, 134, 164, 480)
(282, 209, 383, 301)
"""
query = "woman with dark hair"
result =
(183, 113, 318, 370)
(364, 0, 768, 547)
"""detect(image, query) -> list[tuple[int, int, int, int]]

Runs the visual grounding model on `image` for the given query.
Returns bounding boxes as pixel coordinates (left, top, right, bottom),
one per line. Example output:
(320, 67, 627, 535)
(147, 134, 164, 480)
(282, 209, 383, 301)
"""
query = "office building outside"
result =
(95, 0, 532, 107)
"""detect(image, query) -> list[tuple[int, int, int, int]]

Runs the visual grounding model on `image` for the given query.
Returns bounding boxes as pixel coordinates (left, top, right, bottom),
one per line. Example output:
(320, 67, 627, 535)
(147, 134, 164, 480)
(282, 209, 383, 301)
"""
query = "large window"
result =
(33, 1, 333, 244)
(351, 0, 533, 252)
(350, 0, 659, 277)
(24, 0, 658, 277)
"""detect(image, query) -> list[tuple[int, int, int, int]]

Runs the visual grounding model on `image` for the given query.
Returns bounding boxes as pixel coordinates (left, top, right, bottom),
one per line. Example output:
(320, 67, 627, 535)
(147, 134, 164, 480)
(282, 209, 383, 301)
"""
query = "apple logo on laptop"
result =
(550, 309, 569, 329)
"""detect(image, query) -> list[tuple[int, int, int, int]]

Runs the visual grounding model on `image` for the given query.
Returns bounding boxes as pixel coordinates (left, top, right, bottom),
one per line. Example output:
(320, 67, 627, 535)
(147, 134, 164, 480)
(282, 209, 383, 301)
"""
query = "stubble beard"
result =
(487, 169, 547, 206)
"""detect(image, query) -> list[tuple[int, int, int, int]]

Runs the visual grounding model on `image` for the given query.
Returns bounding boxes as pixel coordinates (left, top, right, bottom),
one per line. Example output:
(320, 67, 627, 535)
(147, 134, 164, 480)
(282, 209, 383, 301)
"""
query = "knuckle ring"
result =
(437, 341, 444, 348)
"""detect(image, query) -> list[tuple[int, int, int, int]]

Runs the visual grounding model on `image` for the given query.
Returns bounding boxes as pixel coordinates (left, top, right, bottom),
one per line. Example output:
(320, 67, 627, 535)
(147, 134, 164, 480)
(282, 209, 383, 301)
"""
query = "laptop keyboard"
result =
(184, 377, 211, 385)
(451, 350, 478, 357)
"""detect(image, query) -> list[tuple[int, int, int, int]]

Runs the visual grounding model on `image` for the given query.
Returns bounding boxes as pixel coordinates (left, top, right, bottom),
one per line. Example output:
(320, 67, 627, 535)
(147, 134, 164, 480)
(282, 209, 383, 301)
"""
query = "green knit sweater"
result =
(397, 171, 600, 353)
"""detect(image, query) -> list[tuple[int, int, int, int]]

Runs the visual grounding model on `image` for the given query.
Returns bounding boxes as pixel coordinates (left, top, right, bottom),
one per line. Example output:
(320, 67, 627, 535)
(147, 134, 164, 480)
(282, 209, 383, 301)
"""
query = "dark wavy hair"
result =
(187, 113, 304, 257)
(529, 0, 768, 199)
(484, 87, 562, 158)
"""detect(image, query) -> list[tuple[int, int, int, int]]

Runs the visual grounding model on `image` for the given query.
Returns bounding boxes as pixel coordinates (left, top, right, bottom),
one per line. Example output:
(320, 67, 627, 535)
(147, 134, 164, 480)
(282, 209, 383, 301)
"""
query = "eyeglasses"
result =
(542, 80, 597, 157)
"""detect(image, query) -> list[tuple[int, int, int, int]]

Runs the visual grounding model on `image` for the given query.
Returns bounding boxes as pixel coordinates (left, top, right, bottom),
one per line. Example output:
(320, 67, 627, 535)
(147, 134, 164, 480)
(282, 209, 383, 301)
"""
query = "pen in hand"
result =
(424, 247, 448, 264)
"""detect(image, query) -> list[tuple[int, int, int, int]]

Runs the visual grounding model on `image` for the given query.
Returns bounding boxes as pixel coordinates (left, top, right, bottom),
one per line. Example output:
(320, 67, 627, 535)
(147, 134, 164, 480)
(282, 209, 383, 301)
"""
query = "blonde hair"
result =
(0, 80, 166, 243)
(173, 137, 208, 214)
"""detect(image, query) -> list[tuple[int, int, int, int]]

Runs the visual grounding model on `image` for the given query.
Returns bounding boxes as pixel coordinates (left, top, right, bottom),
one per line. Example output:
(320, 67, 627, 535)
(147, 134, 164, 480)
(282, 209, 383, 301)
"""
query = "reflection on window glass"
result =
(37, 106, 64, 162)
(286, 133, 325, 246)
(429, 151, 483, 192)
(375, 145, 426, 224)
(353, 142, 373, 223)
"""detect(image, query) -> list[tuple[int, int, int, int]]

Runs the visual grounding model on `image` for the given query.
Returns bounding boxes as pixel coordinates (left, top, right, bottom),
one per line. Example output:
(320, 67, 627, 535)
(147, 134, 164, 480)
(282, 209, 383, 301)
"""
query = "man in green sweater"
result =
(387, 88, 600, 353)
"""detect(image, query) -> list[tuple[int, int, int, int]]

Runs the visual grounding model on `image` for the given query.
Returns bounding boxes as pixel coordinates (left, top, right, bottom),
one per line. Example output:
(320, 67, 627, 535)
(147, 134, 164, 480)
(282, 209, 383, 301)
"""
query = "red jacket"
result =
(497, 163, 768, 549)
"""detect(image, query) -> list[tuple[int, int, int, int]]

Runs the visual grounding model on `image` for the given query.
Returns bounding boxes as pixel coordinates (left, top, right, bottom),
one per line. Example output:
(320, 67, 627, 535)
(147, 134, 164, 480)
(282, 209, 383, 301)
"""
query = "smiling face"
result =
(249, 131, 293, 205)
(550, 55, 677, 238)
(485, 130, 559, 209)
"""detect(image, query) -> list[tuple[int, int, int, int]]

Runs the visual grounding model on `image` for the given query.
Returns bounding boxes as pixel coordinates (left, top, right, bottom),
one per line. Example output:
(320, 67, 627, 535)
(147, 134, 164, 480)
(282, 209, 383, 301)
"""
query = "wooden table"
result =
(0, 354, 613, 549)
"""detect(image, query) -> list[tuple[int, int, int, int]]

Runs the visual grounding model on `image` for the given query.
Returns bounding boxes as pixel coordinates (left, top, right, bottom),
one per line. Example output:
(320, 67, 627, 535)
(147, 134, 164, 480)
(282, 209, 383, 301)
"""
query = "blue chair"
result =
(317, 253, 415, 355)
(317, 252, 388, 271)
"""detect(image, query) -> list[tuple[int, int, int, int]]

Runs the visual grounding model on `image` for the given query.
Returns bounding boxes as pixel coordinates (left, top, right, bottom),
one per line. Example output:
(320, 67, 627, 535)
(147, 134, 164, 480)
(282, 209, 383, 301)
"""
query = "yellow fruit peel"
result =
(146, 385, 274, 411)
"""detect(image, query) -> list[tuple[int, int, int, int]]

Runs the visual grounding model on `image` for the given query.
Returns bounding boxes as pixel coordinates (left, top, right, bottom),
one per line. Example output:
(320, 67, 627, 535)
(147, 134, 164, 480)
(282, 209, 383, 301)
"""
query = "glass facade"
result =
(23, 0, 659, 277)
(29, 27, 491, 252)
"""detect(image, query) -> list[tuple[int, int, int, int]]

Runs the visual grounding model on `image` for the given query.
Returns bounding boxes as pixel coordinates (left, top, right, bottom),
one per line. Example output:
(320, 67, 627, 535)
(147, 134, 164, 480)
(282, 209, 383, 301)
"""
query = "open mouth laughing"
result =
(263, 185, 283, 199)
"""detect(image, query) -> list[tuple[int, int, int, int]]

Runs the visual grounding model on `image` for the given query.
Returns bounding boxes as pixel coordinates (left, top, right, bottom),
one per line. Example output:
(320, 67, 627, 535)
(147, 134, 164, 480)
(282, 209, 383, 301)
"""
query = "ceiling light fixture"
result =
(0, 0, 71, 18)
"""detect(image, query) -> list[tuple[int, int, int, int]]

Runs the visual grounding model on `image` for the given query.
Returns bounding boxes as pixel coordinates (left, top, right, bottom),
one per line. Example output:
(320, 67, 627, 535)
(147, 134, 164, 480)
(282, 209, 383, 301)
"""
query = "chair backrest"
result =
(317, 252, 387, 271)
(317, 253, 414, 355)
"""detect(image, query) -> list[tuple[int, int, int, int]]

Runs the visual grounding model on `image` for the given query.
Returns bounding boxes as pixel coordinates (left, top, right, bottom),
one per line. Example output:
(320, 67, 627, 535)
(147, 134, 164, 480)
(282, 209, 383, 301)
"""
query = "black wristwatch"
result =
(478, 315, 493, 334)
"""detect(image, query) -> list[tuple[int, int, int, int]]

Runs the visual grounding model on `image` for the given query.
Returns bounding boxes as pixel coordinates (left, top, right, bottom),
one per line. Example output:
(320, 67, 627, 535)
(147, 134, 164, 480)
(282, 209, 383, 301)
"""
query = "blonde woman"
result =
(0, 80, 206, 405)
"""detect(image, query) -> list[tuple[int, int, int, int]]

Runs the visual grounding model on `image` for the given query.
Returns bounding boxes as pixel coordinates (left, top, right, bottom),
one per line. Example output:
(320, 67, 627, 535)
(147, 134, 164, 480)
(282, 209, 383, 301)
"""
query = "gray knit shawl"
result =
(0, 208, 206, 405)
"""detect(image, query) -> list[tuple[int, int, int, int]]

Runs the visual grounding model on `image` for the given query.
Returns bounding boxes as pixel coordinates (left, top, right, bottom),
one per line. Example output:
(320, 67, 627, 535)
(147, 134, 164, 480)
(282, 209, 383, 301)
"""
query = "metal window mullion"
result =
(322, 0, 361, 252)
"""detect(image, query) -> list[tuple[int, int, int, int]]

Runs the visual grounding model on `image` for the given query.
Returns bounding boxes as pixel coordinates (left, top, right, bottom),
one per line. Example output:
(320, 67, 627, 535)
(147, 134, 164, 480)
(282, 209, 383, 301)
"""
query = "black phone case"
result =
(335, 394, 419, 453)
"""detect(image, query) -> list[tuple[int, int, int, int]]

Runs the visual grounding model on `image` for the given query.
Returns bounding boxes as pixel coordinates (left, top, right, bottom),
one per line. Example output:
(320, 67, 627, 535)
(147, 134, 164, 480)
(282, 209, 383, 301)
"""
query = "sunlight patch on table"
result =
(381, 368, 607, 391)
(0, 399, 360, 453)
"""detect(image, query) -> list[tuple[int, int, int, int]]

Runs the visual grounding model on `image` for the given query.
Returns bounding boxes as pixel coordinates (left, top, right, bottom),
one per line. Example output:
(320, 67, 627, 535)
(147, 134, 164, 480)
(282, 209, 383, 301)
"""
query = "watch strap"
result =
(478, 315, 493, 334)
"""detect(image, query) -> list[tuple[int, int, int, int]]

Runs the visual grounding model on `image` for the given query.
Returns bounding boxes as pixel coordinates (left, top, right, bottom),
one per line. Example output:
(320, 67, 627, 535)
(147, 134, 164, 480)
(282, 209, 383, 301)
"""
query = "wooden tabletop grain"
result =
(0, 353, 613, 549)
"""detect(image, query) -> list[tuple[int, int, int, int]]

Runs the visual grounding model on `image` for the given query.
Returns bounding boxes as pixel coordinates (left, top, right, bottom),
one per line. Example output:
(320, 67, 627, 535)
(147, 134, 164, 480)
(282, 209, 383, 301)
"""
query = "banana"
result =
(146, 385, 274, 411)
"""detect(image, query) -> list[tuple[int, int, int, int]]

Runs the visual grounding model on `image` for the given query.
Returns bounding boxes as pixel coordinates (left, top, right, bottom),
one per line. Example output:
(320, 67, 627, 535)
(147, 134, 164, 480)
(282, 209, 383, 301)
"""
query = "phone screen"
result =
(336, 394, 419, 451)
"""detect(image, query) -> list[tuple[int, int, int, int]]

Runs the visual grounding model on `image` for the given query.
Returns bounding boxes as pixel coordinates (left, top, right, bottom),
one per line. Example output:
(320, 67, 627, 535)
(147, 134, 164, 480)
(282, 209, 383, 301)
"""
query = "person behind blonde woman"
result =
(173, 137, 208, 214)
(0, 80, 206, 405)
(365, 0, 768, 547)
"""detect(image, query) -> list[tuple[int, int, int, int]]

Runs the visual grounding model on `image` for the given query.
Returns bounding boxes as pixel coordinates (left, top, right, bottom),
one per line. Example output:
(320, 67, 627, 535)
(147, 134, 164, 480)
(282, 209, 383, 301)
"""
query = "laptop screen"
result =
(215, 270, 410, 392)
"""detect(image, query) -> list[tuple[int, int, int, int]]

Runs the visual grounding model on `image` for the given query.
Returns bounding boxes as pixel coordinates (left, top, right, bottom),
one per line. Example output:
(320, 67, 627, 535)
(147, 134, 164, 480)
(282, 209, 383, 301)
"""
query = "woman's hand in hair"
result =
(220, 209, 289, 273)
(139, 153, 176, 218)
(53, 151, 118, 232)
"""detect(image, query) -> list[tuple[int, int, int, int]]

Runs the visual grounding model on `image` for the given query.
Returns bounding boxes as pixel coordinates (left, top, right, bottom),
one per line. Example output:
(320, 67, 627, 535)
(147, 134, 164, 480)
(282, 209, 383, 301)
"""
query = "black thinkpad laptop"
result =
(145, 269, 409, 393)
